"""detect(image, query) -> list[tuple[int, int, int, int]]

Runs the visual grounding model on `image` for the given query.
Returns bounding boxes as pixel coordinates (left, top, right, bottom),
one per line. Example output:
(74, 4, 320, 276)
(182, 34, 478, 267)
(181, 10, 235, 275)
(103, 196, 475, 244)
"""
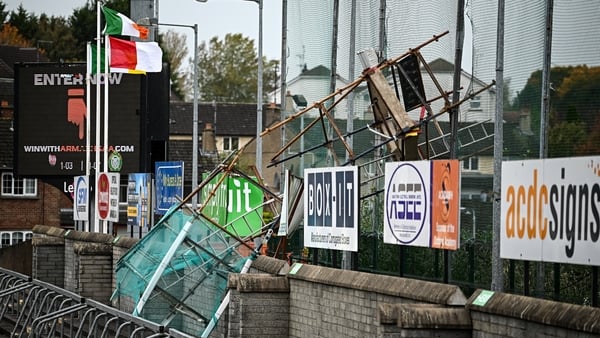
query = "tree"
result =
(158, 30, 189, 101)
(195, 33, 279, 103)
(69, 0, 129, 61)
(8, 5, 37, 40)
(514, 65, 600, 158)
(0, 23, 30, 47)
(36, 14, 77, 62)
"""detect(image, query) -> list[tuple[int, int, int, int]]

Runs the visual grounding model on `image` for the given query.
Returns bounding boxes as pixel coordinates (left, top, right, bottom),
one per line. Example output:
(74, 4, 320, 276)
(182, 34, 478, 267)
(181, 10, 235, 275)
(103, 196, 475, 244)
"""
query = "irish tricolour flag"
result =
(88, 37, 162, 74)
(102, 6, 149, 39)
(107, 36, 162, 73)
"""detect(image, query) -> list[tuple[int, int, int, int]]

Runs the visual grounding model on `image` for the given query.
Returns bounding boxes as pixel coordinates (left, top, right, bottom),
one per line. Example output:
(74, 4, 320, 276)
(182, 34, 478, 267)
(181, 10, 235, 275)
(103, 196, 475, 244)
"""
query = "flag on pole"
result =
(87, 43, 107, 74)
(102, 6, 149, 39)
(107, 36, 162, 73)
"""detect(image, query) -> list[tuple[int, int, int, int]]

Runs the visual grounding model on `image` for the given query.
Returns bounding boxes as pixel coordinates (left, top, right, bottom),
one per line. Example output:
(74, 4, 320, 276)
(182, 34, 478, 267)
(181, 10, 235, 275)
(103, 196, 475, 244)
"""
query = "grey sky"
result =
(3, 0, 283, 61)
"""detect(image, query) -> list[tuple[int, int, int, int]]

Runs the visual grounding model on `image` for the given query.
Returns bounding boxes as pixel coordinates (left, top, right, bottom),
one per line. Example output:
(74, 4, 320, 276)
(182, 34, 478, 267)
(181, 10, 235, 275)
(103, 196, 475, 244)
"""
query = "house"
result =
(169, 100, 283, 193)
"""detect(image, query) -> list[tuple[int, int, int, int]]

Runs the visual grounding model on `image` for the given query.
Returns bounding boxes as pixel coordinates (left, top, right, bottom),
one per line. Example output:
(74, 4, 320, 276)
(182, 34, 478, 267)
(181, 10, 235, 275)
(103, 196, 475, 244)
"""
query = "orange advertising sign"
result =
(430, 160, 460, 250)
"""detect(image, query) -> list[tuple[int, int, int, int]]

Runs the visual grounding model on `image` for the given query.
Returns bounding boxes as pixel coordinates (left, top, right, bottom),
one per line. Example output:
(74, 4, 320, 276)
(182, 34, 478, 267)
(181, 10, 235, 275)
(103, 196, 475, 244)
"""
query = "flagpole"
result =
(94, 0, 101, 233)
(85, 42, 91, 233)
(103, 35, 110, 234)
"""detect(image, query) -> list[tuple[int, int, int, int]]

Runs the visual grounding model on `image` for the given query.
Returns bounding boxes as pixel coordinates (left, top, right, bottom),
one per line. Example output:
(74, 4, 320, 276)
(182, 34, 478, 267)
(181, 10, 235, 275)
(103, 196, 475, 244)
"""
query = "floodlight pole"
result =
(245, 0, 264, 176)
(195, 0, 262, 178)
(146, 20, 200, 208)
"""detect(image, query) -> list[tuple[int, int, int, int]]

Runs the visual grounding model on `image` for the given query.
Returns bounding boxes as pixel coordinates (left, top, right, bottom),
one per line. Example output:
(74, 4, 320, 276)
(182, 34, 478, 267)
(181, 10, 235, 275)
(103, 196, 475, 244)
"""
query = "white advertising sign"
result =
(73, 175, 88, 221)
(96, 172, 120, 222)
(304, 166, 359, 251)
(501, 156, 600, 266)
(383, 161, 432, 247)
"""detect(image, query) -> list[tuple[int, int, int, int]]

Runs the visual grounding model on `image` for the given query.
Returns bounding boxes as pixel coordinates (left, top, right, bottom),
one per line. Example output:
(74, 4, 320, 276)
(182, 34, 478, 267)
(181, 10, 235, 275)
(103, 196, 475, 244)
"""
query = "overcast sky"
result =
(3, 0, 284, 62)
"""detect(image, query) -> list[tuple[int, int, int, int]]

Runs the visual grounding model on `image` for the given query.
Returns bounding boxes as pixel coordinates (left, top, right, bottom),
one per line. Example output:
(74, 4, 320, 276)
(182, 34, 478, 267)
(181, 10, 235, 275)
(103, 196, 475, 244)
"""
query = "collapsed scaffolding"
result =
(112, 31, 494, 337)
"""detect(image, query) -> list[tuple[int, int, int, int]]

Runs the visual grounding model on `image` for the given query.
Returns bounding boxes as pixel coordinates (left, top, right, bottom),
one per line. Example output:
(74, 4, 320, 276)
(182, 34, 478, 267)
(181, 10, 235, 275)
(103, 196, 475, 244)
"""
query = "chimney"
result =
(202, 123, 216, 153)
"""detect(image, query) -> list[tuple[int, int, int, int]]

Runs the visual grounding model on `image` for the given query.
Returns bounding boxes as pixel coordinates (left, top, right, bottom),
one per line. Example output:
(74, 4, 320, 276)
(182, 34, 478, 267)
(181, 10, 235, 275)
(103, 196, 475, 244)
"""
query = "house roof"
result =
(169, 101, 262, 136)
(0, 45, 49, 78)
(301, 64, 330, 77)
(427, 58, 455, 72)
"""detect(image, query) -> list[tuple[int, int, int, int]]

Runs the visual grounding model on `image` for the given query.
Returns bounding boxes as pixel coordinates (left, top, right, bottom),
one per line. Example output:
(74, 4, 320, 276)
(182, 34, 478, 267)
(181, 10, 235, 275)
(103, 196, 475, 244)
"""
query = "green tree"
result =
(69, 0, 129, 61)
(195, 33, 279, 103)
(8, 5, 37, 40)
(36, 14, 77, 62)
(158, 30, 189, 101)
(0, 1, 8, 23)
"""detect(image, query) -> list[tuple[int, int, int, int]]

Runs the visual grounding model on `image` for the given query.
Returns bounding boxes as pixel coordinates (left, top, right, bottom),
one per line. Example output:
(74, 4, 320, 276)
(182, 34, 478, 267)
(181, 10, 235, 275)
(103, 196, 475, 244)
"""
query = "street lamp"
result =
(139, 18, 200, 208)
(197, 0, 263, 175)
(248, 0, 264, 177)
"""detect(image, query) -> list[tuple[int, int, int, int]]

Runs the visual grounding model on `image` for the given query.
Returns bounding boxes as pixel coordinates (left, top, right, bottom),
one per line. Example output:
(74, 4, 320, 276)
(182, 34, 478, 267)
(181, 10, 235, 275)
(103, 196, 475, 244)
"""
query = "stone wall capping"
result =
(467, 289, 600, 334)
(73, 242, 113, 256)
(33, 224, 66, 237)
(112, 236, 139, 249)
(288, 263, 467, 306)
(32, 236, 65, 247)
(228, 273, 290, 293)
(397, 304, 471, 329)
(64, 229, 114, 244)
(251, 255, 291, 275)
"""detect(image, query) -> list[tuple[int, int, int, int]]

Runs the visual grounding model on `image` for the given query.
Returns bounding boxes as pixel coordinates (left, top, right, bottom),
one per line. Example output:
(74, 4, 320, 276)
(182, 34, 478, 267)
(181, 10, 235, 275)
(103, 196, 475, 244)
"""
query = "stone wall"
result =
(32, 225, 66, 287)
(468, 289, 600, 337)
(286, 263, 468, 338)
(30, 226, 600, 338)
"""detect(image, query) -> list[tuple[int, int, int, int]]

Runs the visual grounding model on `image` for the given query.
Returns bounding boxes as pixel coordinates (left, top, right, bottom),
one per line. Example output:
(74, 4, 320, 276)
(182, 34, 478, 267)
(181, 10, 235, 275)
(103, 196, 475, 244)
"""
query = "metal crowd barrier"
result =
(0, 267, 193, 338)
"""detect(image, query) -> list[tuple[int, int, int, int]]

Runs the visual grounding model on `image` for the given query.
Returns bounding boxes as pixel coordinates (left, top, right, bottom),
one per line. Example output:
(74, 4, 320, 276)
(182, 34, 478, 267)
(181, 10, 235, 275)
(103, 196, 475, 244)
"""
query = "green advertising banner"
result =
(201, 173, 264, 238)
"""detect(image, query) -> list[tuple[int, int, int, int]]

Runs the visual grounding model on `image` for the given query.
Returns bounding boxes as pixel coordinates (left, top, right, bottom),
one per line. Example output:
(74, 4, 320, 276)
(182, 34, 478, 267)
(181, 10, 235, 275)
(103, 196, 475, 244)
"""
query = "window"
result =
(1, 233, 10, 247)
(470, 96, 482, 110)
(12, 232, 23, 245)
(223, 137, 239, 152)
(463, 157, 479, 171)
(1, 172, 37, 197)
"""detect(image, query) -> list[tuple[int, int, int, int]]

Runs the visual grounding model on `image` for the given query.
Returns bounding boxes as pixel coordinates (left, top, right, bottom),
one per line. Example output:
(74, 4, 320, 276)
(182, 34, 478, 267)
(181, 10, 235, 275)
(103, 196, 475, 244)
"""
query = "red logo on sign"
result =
(97, 173, 110, 219)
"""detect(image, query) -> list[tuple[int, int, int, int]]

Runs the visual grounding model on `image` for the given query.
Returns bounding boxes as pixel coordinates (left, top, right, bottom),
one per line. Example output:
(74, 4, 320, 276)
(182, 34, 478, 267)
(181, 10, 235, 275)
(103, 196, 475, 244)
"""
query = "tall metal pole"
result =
(342, 0, 357, 271)
(245, 0, 263, 176)
(492, 0, 505, 292)
(257, 0, 263, 176)
(538, 0, 553, 298)
(192, 23, 199, 208)
(147, 19, 200, 208)
(447, 0, 465, 285)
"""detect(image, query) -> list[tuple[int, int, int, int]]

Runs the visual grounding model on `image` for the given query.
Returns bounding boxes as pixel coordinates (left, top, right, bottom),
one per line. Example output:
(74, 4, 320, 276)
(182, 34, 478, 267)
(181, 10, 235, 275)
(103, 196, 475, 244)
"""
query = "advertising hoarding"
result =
(201, 173, 264, 238)
(127, 173, 152, 227)
(303, 166, 359, 252)
(155, 161, 184, 214)
(14, 63, 141, 176)
(501, 156, 600, 266)
(383, 160, 461, 250)
(96, 172, 120, 222)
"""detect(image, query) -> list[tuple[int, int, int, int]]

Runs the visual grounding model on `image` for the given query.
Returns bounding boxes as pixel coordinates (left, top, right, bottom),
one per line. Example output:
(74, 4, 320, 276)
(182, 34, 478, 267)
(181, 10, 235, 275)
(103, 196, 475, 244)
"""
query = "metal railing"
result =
(0, 267, 194, 338)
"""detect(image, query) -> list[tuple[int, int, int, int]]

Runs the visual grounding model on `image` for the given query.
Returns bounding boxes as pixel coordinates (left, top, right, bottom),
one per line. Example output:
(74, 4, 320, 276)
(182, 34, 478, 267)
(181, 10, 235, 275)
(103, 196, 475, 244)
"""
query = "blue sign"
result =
(155, 161, 184, 215)
(73, 175, 88, 221)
